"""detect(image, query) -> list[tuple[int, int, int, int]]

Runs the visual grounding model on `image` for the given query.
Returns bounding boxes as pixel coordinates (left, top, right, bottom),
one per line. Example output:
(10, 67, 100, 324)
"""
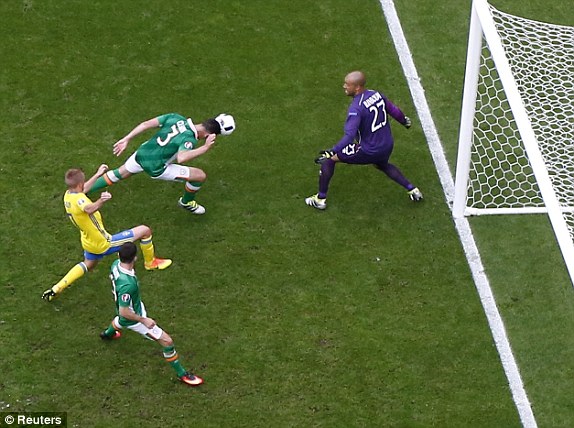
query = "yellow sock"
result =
(140, 236, 155, 265)
(53, 262, 88, 294)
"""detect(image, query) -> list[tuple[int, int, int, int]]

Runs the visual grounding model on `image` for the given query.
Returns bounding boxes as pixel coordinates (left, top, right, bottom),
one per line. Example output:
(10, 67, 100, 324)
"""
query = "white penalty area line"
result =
(378, 1, 537, 427)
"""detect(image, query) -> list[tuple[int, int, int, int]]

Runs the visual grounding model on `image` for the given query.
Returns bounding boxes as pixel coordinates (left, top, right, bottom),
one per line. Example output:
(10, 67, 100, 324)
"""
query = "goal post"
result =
(453, 0, 574, 284)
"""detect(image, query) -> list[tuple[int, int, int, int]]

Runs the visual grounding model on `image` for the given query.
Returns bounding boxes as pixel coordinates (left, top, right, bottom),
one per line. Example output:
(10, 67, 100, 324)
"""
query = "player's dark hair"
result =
(119, 242, 137, 263)
(202, 118, 221, 135)
(65, 168, 85, 188)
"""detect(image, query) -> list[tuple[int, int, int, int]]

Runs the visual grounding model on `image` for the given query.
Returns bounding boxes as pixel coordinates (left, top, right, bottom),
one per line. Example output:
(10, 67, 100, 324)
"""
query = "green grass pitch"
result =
(1, 0, 573, 426)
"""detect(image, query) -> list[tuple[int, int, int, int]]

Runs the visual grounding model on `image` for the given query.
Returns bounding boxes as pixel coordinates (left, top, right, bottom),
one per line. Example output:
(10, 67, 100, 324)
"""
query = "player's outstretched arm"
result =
(113, 117, 160, 156)
(385, 98, 412, 128)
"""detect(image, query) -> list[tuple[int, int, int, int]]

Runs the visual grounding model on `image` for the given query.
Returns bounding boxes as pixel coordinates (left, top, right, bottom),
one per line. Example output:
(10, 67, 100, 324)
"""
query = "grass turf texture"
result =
(0, 0, 572, 426)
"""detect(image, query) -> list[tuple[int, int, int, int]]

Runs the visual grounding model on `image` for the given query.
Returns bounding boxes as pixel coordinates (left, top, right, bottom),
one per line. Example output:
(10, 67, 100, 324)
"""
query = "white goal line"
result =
(378, 1, 537, 427)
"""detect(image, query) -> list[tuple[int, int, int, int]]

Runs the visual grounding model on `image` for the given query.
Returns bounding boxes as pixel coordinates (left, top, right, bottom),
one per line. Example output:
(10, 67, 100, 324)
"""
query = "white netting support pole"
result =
(453, 2, 484, 218)
(474, 0, 574, 282)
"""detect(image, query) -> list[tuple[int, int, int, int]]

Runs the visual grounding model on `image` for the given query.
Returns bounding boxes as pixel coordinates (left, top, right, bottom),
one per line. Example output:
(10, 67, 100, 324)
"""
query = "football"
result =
(215, 113, 236, 136)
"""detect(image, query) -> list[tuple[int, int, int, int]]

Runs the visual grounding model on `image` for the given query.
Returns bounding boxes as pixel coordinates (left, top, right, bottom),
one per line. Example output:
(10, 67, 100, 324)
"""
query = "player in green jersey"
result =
(100, 242, 203, 386)
(91, 112, 235, 215)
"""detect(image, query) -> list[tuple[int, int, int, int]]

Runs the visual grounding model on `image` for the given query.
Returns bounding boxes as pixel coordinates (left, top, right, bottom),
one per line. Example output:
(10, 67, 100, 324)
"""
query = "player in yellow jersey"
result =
(42, 164, 172, 302)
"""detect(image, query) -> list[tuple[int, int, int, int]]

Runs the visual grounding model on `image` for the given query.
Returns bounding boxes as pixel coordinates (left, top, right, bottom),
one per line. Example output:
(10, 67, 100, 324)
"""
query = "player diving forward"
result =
(89, 112, 235, 215)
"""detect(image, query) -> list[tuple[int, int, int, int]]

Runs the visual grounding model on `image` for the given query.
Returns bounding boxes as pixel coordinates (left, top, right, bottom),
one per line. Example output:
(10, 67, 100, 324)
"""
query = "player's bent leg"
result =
(376, 162, 423, 202)
(166, 166, 207, 214)
(155, 164, 207, 214)
(306, 146, 373, 210)
(157, 331, 174, 348)
(178, 169, 206, 214)
(130, 225, 152, 241)
(127, 225, 172, 270)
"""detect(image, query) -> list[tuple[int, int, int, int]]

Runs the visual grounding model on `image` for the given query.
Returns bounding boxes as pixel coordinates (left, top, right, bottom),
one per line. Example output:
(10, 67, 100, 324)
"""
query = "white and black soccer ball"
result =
(215, 113, 235, 136)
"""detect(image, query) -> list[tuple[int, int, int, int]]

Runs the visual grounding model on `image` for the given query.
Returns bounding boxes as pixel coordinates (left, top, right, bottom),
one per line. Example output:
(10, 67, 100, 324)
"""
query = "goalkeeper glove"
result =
(403, 116, 412, 129)
(314, 150, 335, 164)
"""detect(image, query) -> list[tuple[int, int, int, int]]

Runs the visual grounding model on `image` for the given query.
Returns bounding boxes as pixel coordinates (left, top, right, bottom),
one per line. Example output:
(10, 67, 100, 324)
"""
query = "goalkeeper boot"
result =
(305, 194, 327, 210)
(407, 187, 423, 202)
(179, 372, 204, 387)
(144, 257, 173, 271)
(178, 198, 206, 215)
(100, 331, 122, 340)
(42, 289, 57, 302)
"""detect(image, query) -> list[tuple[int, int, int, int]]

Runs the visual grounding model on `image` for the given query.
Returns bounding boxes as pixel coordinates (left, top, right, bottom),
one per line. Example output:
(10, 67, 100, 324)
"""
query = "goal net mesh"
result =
(467, 6, 574, 221)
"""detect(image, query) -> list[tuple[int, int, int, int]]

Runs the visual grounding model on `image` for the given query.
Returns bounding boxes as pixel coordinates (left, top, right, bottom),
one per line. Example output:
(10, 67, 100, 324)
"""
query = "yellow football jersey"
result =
(63, 191, 111, 254)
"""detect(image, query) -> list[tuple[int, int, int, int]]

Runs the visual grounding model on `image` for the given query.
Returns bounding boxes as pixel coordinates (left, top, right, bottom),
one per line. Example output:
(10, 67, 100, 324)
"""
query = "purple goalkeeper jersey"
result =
(332, 89, 407, 155)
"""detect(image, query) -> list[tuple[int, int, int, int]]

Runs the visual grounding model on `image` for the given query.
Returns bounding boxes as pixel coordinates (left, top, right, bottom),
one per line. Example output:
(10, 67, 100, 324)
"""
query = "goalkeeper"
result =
(305, 71, 422, 210)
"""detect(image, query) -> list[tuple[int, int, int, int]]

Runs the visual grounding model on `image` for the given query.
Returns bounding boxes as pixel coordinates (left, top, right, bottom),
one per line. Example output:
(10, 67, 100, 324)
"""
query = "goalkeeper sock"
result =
(90, 169, 123, 193)
(377, 162, 413, 190)
(163, 345, 187, 377)
(139, 236, 155, 265)
(181, 181, 202, 203)
(318, 159, 335, 199)
(52, 262, 88, 294)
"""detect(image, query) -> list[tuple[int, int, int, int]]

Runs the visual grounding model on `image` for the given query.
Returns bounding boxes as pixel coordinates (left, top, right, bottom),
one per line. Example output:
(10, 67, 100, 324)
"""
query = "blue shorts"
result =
(84, 229, 135, 261)
(336, 142, 393, 166)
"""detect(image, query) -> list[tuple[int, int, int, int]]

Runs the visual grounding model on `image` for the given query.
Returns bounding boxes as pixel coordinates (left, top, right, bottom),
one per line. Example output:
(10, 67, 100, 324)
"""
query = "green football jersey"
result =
(135, 113, 199, 177)
(110, 259, 143, 327)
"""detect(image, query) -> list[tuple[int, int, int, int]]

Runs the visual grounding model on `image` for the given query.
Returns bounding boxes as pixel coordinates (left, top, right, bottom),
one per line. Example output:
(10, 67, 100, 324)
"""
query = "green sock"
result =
(163, 345, 187, 377)
(181, 181, 202, 203)
(103, 325, 117, 337)
(89, 169, 123, 193)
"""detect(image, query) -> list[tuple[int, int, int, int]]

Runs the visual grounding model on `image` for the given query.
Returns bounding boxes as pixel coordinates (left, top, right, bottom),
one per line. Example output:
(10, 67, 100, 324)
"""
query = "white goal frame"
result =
(453, 0, 574, 284)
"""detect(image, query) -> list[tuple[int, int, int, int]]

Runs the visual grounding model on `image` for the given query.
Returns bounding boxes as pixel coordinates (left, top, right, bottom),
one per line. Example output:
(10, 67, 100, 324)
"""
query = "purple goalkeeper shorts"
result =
(336, 142, 394, 165)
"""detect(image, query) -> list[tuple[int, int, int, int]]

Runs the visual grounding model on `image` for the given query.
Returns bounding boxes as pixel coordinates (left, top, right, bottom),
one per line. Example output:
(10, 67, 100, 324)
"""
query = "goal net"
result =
(453, 0, 574, 282)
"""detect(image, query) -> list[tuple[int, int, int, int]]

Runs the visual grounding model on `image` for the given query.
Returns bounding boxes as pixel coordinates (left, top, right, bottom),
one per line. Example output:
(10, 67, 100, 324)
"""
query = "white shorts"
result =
(113, 302, 164, 340)
(155, 164, 191, 181)
(124, 152, 144, 174)
(124, 152, 191, 181)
